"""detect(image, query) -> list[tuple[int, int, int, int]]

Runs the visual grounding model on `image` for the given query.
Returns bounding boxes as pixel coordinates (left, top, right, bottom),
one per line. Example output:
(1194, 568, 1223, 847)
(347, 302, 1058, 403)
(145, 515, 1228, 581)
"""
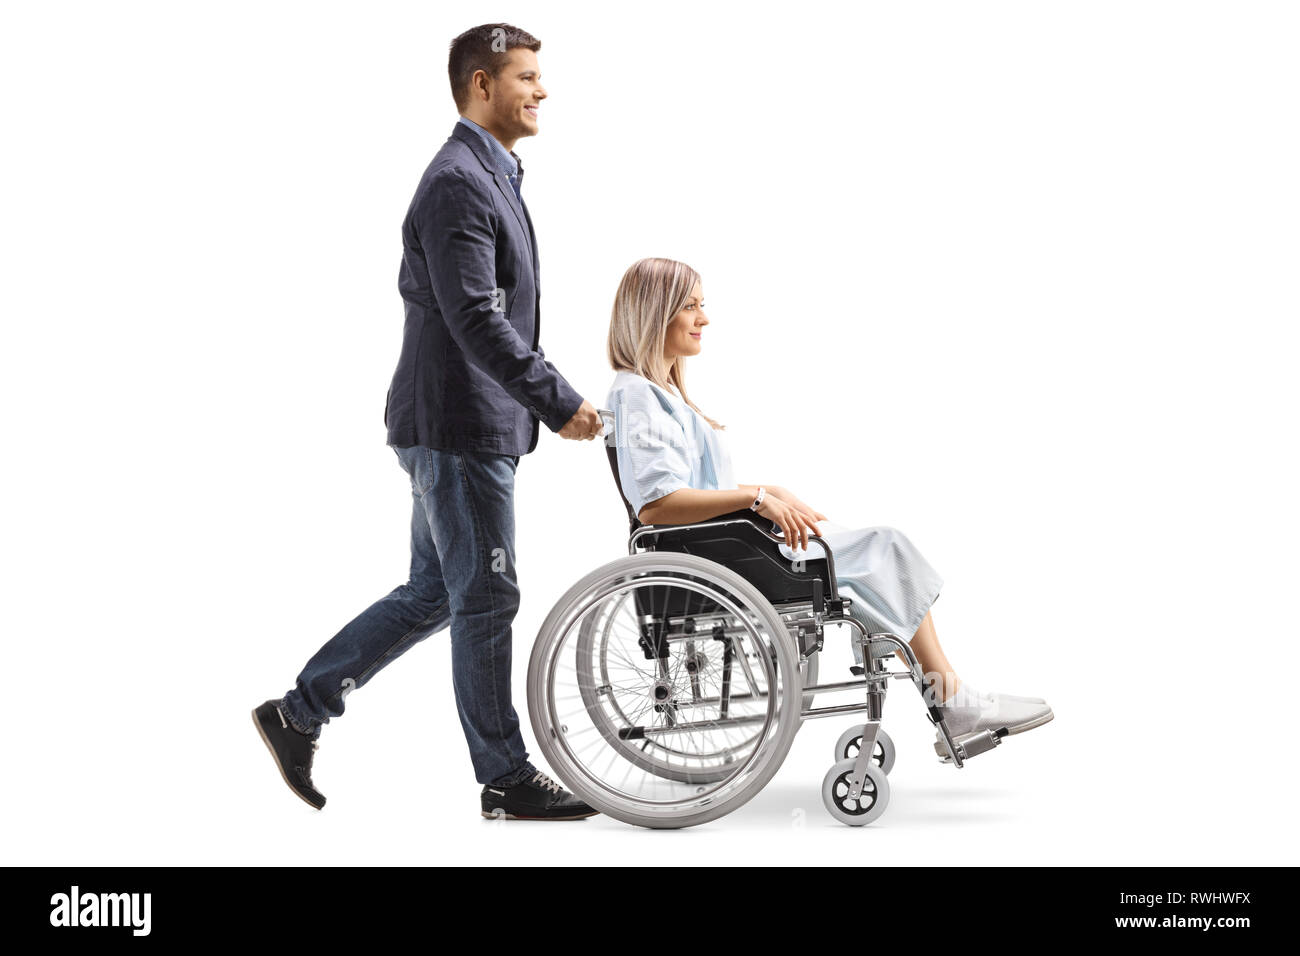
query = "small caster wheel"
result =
(833, 725, 896, 774)
(821, 758, 890, 826)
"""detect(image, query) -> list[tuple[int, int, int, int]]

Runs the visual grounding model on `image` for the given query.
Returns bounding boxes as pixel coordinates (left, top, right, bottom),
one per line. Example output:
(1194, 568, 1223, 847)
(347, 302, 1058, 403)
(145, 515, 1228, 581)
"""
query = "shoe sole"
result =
(480, 810, 600, 821)
(251, 707, 325, 810)
(935, 709, 1054, 758)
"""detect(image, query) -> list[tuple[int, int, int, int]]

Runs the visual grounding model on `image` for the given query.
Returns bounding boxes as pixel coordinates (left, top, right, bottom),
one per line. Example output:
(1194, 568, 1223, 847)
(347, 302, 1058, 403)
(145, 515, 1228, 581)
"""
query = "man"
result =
(253, 23, 605, 820)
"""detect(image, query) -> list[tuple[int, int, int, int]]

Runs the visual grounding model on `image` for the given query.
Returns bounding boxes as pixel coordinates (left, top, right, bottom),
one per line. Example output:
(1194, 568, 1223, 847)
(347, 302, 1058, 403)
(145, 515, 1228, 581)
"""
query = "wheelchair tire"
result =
(528, 552, 803, 829)
(573, 591, 758, 785)
(833, 725, 896, 775)
(821, 758, 890, 826)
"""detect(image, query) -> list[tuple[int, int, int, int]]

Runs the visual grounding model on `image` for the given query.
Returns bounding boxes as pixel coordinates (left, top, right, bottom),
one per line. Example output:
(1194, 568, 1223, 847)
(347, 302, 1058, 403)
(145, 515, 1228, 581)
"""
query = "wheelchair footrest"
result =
(939, 726, 1008, 763)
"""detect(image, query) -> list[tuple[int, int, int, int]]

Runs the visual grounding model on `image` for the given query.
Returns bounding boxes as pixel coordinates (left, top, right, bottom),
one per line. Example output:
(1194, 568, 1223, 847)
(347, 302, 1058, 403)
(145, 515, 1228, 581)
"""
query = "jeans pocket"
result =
(393, 444, 434, 498)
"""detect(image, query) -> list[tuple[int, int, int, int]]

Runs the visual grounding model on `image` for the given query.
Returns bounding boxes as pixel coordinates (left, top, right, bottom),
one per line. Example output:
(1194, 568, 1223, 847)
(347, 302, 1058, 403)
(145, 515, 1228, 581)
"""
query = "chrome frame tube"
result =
(802, 677, 870, 695)
(799, 701, 872, 720)
(624, 713, 769, 737)
(863, 629, 965, 768)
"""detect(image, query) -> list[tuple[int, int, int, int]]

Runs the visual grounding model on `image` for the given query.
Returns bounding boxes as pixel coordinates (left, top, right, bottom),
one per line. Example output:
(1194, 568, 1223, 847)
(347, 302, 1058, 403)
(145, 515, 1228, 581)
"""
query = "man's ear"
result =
(469, 69, 491, 102)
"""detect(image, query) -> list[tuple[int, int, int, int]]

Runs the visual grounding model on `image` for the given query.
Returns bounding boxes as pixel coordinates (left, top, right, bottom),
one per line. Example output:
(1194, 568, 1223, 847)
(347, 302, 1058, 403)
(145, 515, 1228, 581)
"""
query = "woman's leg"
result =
(907, 610, 1054, 747)
(907, 610, 962, 704)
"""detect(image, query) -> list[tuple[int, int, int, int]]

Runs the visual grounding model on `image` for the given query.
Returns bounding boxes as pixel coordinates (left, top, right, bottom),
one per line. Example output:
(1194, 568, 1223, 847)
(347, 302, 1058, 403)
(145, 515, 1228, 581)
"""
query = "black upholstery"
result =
(605, 441, 643, 535)
(603, 442, 840, 618)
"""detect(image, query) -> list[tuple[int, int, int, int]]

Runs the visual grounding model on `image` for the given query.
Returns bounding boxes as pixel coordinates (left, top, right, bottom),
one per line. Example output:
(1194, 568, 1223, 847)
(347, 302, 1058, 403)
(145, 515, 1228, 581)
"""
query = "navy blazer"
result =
(384, 122, 584, 455)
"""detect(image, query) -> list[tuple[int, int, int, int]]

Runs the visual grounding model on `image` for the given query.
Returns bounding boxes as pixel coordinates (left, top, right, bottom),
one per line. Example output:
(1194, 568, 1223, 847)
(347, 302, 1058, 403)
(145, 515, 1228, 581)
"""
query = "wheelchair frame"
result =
(524, 410, 1007, 828)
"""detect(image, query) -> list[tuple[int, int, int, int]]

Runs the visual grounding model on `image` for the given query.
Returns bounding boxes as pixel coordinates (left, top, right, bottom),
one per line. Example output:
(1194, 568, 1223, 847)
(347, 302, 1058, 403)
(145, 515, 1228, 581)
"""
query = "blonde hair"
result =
(607, 257, 724, 429)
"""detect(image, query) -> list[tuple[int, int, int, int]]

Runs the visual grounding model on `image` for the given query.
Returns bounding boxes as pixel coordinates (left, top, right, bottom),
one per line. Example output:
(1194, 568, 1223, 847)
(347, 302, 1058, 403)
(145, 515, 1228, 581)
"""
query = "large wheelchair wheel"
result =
(573, 590, 750, 785)
(528, 552, 802, 829)
(571, 591, 818, 784)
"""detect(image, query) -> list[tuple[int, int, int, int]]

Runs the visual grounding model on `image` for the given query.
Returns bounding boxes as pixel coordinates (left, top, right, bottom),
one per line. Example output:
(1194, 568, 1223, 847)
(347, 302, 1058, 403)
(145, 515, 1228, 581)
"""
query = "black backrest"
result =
(604, 442, 642, 535)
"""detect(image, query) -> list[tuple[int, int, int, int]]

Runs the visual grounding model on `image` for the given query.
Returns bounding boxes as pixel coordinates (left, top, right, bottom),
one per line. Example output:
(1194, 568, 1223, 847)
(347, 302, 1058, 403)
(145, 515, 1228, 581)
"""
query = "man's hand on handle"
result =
(559, 400, 604, 441)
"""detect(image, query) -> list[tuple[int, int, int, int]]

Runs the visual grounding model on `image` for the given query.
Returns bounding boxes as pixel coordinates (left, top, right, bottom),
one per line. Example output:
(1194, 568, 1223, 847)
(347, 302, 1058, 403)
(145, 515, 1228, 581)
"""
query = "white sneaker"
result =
(998, 692, 1047, 704)
(933, 688, 1053, 757)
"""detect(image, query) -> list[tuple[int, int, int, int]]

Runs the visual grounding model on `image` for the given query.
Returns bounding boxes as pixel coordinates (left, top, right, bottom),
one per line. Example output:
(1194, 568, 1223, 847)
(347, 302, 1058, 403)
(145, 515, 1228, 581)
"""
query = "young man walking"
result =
(253, 23, 604, 821)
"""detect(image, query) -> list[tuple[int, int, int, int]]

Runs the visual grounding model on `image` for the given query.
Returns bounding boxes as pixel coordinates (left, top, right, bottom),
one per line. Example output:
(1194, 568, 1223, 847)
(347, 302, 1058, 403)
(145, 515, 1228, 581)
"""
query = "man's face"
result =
(484, 48, 546, 142)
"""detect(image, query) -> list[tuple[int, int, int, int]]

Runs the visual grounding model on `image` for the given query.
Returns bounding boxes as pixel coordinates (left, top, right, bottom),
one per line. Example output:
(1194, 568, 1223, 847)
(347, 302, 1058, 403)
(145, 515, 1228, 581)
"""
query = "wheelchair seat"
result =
(602, 435, 843, 619)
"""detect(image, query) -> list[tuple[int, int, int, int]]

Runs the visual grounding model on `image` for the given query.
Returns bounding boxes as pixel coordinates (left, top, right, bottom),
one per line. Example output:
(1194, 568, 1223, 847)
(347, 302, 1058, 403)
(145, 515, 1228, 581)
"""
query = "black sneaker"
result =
(251, 699, 326, 809)
(481, 769, 599, 821)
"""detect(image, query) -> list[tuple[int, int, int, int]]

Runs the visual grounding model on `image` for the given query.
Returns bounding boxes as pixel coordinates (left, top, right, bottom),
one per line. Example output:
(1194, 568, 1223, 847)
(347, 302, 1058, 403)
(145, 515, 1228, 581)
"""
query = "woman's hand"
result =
(767, 486, 828, 526)
(755, 491, 822, 551)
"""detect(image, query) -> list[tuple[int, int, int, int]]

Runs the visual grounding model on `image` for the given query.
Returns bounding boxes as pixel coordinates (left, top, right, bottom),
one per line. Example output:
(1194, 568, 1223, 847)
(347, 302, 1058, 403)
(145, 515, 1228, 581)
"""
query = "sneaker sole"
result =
(935, 709, 1054, 758)
(480, 810, 600, 821)
(251, 707, 325, 810)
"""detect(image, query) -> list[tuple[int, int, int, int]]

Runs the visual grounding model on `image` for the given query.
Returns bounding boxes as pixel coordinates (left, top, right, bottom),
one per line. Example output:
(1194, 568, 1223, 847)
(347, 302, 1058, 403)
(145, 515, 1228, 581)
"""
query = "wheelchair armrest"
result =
(630, 509, 837, 581)
(629, 509, 840, 613)
(631, 508, 776, 548)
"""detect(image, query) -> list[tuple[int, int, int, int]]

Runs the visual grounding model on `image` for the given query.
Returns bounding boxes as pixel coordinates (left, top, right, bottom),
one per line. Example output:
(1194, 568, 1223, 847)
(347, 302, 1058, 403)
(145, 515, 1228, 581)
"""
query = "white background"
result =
(2, 0, 1296, 865)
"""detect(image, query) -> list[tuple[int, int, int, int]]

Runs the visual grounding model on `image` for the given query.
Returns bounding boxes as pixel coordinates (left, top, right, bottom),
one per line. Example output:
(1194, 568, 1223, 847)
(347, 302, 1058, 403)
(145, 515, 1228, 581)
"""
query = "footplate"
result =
(938, 726, 1009, 763)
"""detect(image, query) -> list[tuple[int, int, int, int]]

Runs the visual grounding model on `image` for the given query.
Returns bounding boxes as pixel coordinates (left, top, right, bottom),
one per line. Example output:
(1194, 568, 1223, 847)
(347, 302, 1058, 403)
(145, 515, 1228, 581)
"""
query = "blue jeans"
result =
(279, 445, 530, 785)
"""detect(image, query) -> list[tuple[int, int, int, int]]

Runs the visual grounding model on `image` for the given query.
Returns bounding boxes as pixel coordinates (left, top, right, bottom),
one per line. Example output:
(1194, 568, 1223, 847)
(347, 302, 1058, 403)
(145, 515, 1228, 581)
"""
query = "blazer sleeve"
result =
(610, 383, 695, 517)
(414, 168, 583, 432)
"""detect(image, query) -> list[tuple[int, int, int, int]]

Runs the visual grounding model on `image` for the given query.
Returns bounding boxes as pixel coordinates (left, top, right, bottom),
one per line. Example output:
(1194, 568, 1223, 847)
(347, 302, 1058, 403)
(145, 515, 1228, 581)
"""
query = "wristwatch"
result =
(749, 486, 765, 511)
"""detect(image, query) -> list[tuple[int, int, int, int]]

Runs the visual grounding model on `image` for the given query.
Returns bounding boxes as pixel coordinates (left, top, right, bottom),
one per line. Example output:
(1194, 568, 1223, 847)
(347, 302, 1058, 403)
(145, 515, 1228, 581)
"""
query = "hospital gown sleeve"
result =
(611, 384, 695, 518)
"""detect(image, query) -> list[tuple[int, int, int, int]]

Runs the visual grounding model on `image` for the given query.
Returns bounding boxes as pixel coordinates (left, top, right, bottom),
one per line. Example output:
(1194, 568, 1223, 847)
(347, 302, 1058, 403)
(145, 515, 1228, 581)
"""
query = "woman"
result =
(604, 257, 1053, 756)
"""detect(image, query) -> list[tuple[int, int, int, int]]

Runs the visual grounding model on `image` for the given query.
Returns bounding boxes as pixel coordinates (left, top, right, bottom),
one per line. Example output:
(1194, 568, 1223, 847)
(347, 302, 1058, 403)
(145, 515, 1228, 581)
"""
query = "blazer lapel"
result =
(519, 197, 540, 287)
(450, 123, 533, 271)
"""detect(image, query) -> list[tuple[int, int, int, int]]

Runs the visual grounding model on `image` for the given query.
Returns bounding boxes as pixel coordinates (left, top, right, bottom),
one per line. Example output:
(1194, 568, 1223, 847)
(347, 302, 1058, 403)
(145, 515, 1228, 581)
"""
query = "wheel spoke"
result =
(539, 562, 795, 821)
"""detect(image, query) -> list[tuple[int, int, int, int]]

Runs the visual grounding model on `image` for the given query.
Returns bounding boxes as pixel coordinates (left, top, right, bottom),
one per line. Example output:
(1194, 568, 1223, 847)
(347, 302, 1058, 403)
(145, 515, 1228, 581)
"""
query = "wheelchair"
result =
(525, 410, 1010, 829)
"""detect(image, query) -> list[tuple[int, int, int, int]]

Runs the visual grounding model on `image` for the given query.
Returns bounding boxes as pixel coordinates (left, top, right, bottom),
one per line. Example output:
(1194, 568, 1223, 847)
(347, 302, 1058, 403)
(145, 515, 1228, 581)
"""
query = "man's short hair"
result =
(448, 23, 542, 112)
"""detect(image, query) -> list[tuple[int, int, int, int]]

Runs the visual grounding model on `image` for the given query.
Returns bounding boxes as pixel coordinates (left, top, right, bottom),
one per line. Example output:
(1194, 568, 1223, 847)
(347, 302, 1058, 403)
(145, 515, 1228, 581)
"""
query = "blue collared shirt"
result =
(457, 115, 521, 194)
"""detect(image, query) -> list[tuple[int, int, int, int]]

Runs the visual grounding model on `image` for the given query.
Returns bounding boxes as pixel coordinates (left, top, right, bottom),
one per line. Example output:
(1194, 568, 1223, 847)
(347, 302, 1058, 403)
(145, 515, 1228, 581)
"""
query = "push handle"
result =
(597, 407, 615, 445)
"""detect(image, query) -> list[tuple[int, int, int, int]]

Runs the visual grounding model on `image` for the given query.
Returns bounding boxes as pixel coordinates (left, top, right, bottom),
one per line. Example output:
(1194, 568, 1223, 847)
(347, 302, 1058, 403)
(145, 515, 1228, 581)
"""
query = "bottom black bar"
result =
(7, 865, 1290, 941)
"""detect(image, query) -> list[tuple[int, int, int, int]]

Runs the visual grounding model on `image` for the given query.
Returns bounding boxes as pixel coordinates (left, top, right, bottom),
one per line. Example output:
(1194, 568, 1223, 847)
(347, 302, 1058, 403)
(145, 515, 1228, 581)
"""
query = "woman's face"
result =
(663, 281, 708, 367)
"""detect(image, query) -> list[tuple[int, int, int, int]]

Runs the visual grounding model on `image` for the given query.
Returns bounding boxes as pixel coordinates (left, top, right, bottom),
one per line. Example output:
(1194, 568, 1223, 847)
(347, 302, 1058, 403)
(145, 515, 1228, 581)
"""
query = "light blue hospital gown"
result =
(606, 370, 944, 644)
